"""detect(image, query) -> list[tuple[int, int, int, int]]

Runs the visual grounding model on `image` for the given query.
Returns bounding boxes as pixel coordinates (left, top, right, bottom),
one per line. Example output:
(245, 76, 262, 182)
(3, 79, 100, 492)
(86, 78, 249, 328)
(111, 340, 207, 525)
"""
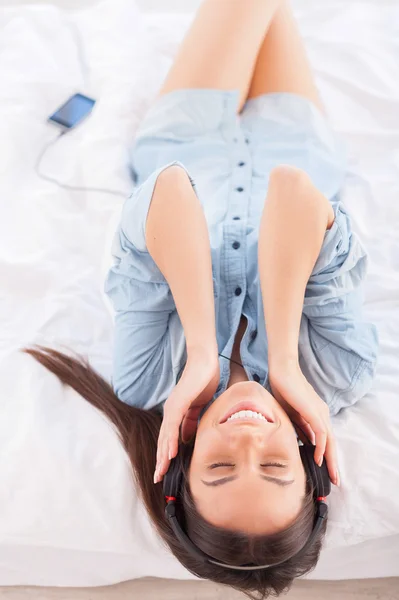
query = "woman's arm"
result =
(146, 164, 218, 359)
(258, 165, 335, 374)
(258, 165, 339, 479)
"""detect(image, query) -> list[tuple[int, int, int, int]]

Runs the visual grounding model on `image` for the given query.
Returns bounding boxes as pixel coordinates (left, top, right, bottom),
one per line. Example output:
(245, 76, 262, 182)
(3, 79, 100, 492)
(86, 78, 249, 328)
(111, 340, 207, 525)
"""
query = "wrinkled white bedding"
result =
(0, 0, 398, 586)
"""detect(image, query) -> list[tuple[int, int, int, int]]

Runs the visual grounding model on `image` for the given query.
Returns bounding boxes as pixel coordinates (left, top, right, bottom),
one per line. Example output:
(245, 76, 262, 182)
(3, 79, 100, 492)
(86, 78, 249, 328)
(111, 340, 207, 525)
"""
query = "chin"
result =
(228, 380, 270, 400)
(231, 380, 260, 391)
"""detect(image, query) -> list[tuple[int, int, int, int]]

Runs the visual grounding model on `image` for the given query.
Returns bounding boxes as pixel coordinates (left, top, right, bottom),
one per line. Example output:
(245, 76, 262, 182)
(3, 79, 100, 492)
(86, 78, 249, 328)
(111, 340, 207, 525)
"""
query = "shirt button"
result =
(251, 330, 258, 341)
(238, 161, 245, 167)
(253, 373, 261, 383)
(236, 187, 244, 192)
(235, 287, 242, 296)
(233, 216, 241, 220)
(232, 241, 240, 250)
(245, 138, 250, 144)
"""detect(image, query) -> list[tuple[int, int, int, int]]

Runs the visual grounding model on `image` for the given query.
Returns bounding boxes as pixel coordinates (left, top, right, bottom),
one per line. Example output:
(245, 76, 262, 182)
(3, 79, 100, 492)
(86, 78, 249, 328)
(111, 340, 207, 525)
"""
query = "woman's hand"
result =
(154, 346, 220, 484)
(269, 362, 340, 486)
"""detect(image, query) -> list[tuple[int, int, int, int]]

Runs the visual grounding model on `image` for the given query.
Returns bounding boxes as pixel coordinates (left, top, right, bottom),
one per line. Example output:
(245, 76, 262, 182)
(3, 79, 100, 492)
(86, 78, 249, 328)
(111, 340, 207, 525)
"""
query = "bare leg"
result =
(159, 0, 281, 112)
(246, 0, 324, 111)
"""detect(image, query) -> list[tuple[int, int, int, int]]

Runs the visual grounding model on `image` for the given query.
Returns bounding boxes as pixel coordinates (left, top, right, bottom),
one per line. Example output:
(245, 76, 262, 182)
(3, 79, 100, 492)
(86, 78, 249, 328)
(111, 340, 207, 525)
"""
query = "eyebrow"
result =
(201, 475, 295, 488)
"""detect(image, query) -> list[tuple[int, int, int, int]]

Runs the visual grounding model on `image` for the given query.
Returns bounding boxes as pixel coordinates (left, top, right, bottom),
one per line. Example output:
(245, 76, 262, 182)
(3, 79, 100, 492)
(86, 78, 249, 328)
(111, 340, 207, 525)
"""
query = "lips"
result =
(219, 400, 275, 424)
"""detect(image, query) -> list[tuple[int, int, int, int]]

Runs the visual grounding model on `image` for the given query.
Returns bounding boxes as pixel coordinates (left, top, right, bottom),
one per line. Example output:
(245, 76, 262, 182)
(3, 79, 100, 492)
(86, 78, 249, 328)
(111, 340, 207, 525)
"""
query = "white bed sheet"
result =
(0, 0, 398, 586)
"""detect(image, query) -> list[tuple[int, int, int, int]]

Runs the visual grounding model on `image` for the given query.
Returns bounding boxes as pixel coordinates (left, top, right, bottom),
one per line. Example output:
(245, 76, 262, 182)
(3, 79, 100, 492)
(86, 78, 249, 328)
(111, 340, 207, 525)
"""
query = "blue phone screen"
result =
(49, 93, 96, 129)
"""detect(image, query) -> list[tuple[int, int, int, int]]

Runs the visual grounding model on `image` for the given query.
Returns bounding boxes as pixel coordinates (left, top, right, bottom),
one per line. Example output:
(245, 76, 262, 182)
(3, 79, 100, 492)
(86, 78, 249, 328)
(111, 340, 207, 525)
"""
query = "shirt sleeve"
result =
(104, 162, 192, 408)
(299, 200, 379, 416)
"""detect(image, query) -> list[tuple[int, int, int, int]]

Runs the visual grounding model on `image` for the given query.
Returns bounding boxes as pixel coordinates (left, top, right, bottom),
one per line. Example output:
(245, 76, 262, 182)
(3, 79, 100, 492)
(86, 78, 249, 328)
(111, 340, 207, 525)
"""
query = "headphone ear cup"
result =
(163, 455, 183, 499)
(300, 445, 331, 498)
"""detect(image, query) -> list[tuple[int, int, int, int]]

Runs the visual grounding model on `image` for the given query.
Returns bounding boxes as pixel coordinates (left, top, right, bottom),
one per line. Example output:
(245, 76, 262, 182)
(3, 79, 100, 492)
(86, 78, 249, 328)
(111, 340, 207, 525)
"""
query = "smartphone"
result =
(48, 93, 96, 131)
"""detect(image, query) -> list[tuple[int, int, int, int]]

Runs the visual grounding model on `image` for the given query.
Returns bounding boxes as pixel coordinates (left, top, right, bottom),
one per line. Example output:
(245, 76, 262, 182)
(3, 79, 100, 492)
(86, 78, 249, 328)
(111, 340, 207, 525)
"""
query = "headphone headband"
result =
(165, 496, 328, 570)
(163, 444, 331, 571)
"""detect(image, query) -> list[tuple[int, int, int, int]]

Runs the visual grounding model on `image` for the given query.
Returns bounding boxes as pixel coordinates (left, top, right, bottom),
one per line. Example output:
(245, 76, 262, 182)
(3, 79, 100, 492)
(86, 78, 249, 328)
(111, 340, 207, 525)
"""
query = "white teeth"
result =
(226, 409, 268, 422)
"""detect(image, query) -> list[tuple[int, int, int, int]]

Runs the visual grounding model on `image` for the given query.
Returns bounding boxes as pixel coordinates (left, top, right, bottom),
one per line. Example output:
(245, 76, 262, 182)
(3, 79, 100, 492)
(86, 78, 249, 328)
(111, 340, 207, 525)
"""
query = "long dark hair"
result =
(24, 346, 327, 600)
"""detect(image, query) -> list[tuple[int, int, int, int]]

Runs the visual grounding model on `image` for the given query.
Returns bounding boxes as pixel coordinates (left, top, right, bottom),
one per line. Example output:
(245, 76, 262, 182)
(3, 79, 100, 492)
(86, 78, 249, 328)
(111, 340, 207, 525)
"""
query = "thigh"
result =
(246, 0, 324, 112)
(159, 0, 281, 112)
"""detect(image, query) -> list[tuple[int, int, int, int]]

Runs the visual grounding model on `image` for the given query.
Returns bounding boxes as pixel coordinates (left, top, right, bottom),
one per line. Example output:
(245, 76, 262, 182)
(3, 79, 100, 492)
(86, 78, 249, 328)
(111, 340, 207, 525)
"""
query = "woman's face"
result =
(188, 381, 307, 535)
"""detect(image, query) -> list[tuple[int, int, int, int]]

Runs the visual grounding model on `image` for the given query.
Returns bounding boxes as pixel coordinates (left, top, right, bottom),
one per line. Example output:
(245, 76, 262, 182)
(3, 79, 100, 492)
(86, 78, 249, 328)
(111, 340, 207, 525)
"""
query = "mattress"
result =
(0, 0, 398, 587)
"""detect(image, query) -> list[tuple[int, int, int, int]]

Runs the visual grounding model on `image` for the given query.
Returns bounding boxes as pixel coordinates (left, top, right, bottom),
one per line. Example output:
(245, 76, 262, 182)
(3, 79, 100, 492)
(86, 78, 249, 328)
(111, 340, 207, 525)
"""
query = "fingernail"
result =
(169, 448, 173, 460)
(153, 470, 159, 484)
(318, 457, 323, 467)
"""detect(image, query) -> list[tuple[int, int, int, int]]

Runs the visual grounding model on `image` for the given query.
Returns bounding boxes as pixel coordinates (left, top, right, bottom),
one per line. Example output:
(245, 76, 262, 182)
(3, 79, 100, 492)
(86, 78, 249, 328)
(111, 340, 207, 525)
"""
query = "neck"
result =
(227, 361, 248, 389)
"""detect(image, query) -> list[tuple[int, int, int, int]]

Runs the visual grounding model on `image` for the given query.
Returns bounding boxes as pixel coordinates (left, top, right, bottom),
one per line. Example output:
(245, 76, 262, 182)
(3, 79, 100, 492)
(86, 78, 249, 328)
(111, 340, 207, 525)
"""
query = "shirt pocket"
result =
(251, 134, 310, 179)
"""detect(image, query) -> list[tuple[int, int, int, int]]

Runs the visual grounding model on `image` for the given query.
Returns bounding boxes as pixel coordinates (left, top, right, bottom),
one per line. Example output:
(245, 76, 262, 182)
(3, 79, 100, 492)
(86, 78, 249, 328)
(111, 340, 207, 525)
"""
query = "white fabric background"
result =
(0, 0, 398, 586)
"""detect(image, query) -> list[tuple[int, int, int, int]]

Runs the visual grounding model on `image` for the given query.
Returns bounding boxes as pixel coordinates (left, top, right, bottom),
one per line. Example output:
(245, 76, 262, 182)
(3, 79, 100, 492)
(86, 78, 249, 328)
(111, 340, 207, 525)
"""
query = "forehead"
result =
(191, 479, 305, 534)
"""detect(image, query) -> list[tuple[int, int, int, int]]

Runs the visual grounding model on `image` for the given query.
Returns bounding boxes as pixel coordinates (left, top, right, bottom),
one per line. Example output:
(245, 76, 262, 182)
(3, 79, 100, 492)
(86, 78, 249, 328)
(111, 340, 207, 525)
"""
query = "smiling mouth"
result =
(220, 400, 275, 424)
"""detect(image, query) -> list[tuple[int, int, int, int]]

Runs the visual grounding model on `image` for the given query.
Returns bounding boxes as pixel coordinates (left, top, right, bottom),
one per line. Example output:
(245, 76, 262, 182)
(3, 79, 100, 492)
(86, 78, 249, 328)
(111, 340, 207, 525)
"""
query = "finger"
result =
(154, 419, 180, 482)
(155, 455, 169, 484)
(154, 434, 169, 483)
(324, 430, 340, 486)
(294, 422, 312, 446)
(168, 433, 179, 461)
(313, 427, 328, 467)
(293, 416, 316, 445)
(158, 429, 179, 480)
(155, 419, 170, 468)
(156, 423, 167, 466)
(155, 434, 164, 469)
(292, 419, 308, 445)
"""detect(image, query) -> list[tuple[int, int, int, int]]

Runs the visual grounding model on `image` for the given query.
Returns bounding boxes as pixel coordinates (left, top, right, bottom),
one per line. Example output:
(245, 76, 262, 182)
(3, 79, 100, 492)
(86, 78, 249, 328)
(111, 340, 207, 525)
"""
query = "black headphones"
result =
(163, 443, 331, 570)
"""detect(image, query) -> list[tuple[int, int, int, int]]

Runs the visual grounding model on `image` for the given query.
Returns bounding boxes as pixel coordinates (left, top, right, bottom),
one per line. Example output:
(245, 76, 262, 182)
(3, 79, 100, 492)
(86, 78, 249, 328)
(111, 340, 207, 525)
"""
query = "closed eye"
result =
(203, 462, 293, 487)
(208, 462, 287, 469)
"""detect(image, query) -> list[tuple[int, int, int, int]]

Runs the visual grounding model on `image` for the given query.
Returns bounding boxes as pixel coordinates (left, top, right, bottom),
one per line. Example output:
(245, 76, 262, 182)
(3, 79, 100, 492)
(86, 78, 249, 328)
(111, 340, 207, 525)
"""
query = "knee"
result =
(269, 165, 310, 190)
(156, 164, 191, 191)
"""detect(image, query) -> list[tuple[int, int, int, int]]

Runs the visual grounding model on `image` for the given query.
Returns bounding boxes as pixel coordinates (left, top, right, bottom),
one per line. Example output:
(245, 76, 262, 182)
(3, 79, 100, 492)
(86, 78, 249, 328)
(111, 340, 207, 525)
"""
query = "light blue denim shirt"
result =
(105, 89, 379, 417)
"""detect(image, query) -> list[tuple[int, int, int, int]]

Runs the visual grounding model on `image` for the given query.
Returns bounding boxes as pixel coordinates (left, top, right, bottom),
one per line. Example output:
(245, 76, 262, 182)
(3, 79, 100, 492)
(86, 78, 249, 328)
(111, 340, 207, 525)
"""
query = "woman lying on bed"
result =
(27, 0, 379, 598)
